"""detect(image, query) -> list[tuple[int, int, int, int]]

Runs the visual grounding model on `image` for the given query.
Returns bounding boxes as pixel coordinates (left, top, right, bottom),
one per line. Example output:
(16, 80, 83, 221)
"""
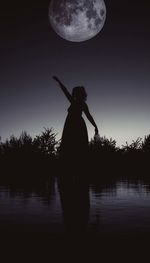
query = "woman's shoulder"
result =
(82, 102, 88, 110)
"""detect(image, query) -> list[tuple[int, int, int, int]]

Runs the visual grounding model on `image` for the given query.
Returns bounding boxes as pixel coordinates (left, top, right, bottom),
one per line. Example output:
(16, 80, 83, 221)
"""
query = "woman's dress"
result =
(60, 100, 89, 160)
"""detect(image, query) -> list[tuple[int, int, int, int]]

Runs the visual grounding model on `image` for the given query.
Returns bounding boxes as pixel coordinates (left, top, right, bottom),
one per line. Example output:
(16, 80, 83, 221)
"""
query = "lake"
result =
(0, 173, 150, 259)
(1, 175, 150, 236)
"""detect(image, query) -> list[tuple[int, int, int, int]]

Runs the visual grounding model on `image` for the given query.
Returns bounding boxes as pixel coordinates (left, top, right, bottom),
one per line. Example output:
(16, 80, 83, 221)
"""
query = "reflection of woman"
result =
(53, 76, 98, 160)
(57, 173, 90, 236)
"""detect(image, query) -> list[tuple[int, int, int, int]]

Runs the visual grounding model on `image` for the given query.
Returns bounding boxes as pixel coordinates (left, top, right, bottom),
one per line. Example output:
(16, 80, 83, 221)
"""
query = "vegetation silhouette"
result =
(0, 127, 150, 177)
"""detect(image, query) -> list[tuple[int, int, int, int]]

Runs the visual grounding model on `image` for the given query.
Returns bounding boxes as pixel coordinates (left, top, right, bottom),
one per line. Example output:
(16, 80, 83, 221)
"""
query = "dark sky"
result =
(0, 0, 150, 146)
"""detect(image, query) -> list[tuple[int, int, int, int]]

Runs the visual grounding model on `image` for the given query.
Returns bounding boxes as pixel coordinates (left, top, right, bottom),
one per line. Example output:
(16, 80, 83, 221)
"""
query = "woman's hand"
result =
(53, 76, 60, 83)
(95, 127, 99, 135)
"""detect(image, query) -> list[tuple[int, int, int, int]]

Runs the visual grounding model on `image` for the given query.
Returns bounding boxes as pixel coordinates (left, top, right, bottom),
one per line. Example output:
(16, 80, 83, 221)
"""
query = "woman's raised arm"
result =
(53, 76, 72, 103)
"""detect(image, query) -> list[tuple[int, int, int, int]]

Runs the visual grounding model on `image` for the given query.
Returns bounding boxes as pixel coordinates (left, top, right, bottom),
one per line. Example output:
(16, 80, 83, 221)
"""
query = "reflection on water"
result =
(90, 180, 150, 236)
(1, 175, 150, 239)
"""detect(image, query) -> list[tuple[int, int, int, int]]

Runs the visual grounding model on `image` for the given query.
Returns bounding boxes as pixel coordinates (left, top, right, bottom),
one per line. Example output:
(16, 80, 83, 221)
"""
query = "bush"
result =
(1, 128, 58, 158)
(121, 138, 142, 154)
(89, 135, 118, 155)
(142, 135, 150, 153)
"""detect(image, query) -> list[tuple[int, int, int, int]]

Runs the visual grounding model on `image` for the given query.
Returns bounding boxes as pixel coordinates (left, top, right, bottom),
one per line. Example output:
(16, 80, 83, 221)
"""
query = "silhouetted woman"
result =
(53, 76, 99, 161)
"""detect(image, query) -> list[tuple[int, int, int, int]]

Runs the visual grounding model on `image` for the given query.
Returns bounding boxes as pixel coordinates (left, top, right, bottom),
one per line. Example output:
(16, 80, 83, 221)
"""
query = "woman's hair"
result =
(72, 86, 87, 102)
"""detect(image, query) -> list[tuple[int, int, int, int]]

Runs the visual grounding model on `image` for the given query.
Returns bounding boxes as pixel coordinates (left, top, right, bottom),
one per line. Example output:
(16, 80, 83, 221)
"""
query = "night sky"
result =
(1, 0, 150, 146)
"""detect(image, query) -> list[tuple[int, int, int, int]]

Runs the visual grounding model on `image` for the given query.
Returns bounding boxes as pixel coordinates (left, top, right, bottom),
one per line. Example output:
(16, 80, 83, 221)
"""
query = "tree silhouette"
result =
(0, 128, 57, 159)
(1, 128, 150, 176)
(121, 138, 142, 154)
(33, 128, 57, 157)
(142, 135, 150, 153)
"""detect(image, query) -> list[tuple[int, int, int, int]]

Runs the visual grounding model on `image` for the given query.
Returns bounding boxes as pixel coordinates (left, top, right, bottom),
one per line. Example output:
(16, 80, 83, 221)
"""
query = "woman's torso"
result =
(67, 101, 85, 118)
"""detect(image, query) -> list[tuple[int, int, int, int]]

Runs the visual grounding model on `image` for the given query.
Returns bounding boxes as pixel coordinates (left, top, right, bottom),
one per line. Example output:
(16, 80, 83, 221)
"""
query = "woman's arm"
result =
(83, 103, 99, 135)
(53, 76, 72, 103)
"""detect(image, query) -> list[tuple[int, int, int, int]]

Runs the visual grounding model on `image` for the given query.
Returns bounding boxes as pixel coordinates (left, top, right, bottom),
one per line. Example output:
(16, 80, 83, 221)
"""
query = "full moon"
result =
(48, 0, 106, 42)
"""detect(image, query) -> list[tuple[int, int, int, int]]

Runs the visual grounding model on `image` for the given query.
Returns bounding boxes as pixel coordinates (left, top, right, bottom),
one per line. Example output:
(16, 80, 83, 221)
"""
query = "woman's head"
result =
(72, 86, 87, 102)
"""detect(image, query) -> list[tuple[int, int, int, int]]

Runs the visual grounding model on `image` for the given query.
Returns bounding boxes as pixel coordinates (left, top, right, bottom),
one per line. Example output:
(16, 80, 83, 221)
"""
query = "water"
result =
(1, 176, 150, 239)
(90, 181, 150, 236)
